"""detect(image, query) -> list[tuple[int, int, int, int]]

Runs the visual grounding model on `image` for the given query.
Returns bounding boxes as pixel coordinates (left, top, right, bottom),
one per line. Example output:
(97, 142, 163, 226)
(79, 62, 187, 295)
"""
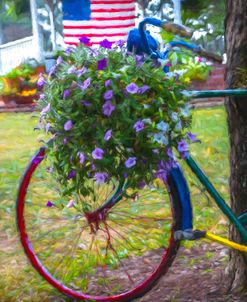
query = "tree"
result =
(136, 0, 172, 18)
(225, 0, 247, 293)
(0, 0, 33, 44)
(182, 0, 225, 44)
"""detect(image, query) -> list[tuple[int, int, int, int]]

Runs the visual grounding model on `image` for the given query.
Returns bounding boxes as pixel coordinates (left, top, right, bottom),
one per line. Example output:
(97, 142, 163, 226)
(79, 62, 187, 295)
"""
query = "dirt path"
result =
(134, 244, 245, 302)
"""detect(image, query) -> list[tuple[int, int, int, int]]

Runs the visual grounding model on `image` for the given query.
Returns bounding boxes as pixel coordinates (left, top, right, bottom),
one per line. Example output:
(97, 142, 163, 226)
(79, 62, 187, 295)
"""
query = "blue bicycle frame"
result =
(134, 17, 247, 243)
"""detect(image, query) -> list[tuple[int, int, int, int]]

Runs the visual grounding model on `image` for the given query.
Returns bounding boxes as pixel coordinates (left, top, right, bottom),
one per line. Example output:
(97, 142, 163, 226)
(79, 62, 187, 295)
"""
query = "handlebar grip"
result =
(162, 22, 193, 39)
(198, 47, 223, 63)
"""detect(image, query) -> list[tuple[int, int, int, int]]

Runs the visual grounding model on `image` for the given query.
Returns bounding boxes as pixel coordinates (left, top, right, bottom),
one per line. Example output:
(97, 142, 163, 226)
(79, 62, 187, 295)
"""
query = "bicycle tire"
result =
(17, 147, 183, 302)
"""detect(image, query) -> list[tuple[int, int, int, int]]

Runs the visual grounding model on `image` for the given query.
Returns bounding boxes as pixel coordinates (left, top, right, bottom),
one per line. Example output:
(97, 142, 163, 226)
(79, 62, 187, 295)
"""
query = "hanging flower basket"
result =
(38, 39, 194, 196)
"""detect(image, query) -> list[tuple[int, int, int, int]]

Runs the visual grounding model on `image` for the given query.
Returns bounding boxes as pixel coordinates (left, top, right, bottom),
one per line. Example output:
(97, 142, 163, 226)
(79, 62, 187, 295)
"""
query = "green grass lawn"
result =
(0, 107, 230, 302)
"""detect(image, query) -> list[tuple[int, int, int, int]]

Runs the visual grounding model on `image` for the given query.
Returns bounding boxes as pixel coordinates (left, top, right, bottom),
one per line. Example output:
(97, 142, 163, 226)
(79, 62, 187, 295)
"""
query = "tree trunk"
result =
(225, 0, 247, 293)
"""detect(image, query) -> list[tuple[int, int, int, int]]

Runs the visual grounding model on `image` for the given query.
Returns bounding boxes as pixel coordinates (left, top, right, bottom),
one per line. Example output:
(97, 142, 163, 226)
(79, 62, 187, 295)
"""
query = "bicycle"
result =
(16, 18, 247, 302)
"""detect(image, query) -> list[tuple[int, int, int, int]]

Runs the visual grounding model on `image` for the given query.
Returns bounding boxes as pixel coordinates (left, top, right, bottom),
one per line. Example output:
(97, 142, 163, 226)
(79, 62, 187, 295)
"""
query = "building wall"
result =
(190, 64, 225, 106)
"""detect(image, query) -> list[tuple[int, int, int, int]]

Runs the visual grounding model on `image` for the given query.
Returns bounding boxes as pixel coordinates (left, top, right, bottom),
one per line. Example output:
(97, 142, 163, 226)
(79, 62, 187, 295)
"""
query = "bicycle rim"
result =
(17, 148, 182, 301)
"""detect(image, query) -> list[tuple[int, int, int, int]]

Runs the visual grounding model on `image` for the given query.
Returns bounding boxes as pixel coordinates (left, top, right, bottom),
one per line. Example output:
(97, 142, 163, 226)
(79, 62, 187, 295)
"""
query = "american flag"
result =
(62, 0, 136, 46)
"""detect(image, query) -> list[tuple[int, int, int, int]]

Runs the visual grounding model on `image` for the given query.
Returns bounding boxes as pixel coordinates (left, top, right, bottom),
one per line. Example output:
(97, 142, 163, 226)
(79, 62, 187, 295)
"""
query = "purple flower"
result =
(126, 82, 139, 94)
(104, 90, 113, 101)
(79, 77, 91, 90)
(105, 79, 112, 87)
(136, 55, 143, 66)
(56, 56, 63, 65)
(32, 155, 43, 165)
(68, 169, 76, 179)
(94, 172, 108, 184)
(103, 101, 115, 117)
(98, 58, 108, 70)
(47, 167, 53, 173)
(64, 47, 74, 56)
(79, 36, 90, 44)
(167, 148, 176, 160)
(78, 152, 85, 164)
(40, 103, 50, 115)
(37, 74, 45, 87)
(67, 66, 77, 74)
(138, 180, 146, 189)
(100, 39, 113, 49)
(81, 100, 92, 107)
(92, 147, 104, 160)
(64, 120, 73, 131)
(39, 94, 45, 100)
(152, 149, 159, 154)
(156, 169, 168, 183)
(187, 132, 200, 143)
(45, 123, 51, 133)
(138, 85, 150, 94)
(63, 137, 68, 145)
(77, 66, 87, 77)
(46, 201, 54, 207)
(125, 157, 136, 168)
(66, 200, 74, 208)
(104, 129, 112, 141)
(63, 89, 70, 99)
(177, 139, 188, 153)
(133, 120, 145, 132)
(48, 65, 56, 77)
(116, 39, 125, 47)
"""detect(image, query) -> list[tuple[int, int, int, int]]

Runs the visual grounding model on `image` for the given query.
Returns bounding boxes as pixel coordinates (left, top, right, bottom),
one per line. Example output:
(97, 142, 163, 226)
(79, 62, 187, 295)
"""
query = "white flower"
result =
(157, 58, 169, 69)
(143, 118, 152, 124)
(165, 72, 175, 79)
(173, 69, 187, 76)
(143, 104, 150, 109)
(180, 105, 190, 117)
(171, 112, 179, 122)
(120, 66, 128, 73)
(175, 121, 182, 131)
(153, 133, 169, 145)
(156, 121, 169, 132)
(170, 131, 176, 139)
(181, 90, 193, 98)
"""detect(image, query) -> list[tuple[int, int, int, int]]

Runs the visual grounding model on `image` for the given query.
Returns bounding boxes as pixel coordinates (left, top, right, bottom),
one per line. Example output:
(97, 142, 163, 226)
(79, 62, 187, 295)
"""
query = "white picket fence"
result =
(0, 36, 41, 75)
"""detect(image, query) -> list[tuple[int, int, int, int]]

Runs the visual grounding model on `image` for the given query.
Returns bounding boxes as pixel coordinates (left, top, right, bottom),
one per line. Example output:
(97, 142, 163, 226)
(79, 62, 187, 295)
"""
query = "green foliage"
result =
(39, 41, 192, 198)
(235, 68, 247, 88)
(0, 0, 30, 21)
(182, 0, 225, 43)
(170, 52, 212, 82)
(4, 63, 35, 80)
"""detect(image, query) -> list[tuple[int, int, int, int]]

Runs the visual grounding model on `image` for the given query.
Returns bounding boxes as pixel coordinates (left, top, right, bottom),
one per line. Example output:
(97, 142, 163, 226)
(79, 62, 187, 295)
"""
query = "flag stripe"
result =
(91, 15, 135, 21)
(64, 32, 127, 37)
(91, 0, 134, 4)
(63, 22, 135, 30)
(63, 19, 135, 26)
(91, 7, 134, 13)
(64, 27, 131, 35)
(90, 3, 135, 9)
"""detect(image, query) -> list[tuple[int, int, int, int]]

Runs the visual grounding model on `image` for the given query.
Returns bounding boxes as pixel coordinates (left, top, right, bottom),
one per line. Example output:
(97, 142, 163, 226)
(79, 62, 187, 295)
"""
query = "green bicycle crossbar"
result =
(187, 89, 247, 99)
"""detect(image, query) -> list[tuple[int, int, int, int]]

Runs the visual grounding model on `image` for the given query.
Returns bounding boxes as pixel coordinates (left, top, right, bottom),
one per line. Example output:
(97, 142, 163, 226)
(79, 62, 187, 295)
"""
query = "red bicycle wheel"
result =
(17, 147, 182, 301)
